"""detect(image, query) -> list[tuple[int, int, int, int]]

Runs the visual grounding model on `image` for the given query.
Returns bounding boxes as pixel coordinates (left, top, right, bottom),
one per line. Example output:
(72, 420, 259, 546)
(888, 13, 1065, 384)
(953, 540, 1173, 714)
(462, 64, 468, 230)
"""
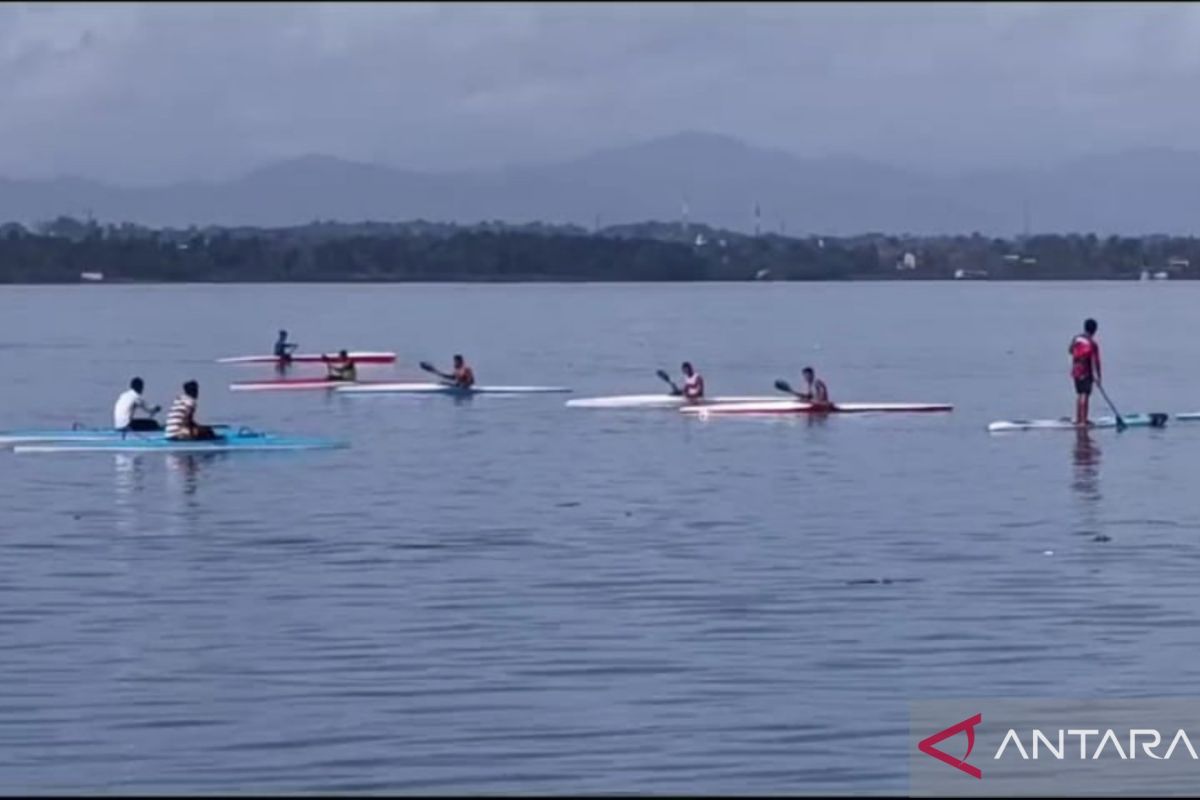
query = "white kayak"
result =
(1176, 412, 1200, 422)
(230, 378, 379, 392)
(988, 413, 1169, 433)
(566, 394, 779, 410)
(335, 382, 572, 396)
(680, 400, 954, 416)
(217, 351, 396, 365)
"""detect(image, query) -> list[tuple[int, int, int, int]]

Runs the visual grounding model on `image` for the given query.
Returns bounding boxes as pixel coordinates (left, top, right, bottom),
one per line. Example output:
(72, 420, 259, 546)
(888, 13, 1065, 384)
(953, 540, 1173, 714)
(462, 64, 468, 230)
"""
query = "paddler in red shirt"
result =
(1069, 318, 1102, 426)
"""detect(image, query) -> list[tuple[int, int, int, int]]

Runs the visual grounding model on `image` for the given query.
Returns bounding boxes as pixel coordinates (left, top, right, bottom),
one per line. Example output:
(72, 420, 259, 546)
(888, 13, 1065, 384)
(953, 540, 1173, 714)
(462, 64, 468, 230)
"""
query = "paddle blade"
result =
(774, 379, 793, 394)
(418, 361, 437, 374)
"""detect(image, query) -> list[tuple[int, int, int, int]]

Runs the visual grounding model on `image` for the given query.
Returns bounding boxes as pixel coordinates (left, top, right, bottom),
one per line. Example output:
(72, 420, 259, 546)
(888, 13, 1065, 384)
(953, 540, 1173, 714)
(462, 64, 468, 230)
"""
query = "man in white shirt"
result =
(113, 377, 162, 431)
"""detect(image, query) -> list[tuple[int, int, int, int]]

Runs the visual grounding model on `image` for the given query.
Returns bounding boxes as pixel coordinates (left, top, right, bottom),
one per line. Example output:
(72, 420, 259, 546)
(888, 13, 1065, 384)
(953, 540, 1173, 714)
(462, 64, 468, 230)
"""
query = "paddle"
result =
(419, 360, 456, 385)
(656, 369, 682, 396)
(1095, 381, 1127, 432)
(774, 378, 801, 398)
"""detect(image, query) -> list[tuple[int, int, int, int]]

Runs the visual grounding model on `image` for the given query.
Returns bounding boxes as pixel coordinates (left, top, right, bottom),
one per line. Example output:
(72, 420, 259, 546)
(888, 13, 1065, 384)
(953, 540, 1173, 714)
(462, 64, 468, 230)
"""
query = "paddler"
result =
(796, 367, 832, 409)
(321, 350, 357, 382)
(450, 354, 475, 389)
(1069, 318, 1102, 426)
(680, 361, 705, 402)
(113, 377, 163, 432)
(274, 329, 298, 363)
(164, 380, 221, 441)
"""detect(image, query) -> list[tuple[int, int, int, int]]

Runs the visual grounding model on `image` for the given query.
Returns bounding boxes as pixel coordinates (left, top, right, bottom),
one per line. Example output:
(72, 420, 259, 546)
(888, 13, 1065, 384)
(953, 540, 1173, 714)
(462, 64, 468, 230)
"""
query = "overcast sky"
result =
(1, 2, 1196, 184)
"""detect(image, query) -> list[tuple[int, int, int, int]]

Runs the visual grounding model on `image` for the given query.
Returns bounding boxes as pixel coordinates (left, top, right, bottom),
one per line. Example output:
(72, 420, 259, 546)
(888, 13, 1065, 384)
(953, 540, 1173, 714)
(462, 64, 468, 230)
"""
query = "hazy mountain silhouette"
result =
(1, 132, 1197, 235)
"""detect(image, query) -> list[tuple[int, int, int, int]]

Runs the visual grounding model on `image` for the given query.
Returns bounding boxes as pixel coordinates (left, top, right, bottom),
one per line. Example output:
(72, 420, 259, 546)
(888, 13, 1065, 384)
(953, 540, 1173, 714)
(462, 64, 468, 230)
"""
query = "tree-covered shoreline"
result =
(1, 216, 1197, 283)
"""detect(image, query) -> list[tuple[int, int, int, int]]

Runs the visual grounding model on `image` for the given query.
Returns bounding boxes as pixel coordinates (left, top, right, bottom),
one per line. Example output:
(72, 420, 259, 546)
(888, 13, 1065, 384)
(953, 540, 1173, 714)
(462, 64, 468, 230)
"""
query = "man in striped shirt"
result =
(165, 381, 221, 441)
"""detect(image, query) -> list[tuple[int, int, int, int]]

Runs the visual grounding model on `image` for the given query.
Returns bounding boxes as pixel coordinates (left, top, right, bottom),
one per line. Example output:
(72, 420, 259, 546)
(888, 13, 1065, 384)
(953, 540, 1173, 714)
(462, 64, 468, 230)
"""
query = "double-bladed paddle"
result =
(419, 360, 456, 385)
(656, 369, 682, 396)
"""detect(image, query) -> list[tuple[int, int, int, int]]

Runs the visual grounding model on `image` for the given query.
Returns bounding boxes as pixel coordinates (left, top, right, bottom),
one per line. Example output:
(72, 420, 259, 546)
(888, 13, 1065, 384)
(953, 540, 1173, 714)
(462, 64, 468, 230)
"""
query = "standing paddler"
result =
(1069, 318, 1102, 426)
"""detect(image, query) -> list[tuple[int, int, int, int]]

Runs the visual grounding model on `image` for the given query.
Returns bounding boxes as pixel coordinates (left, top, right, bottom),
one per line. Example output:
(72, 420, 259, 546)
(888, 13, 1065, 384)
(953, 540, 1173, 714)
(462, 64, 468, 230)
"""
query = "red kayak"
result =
(218, 351, 396, 365)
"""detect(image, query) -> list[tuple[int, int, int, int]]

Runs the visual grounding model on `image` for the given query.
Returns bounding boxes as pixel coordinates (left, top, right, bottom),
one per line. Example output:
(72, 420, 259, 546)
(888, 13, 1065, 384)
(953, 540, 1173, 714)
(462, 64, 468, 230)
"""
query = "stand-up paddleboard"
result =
(566, 394, 778, 409)
(987, 413, 1168, 433)
(217, 351, 396, 365)
(681, 400, 954, 417)
(336, 382, 571, 396)
(230, 378, 383, 392)
(13, 430, 345, 454)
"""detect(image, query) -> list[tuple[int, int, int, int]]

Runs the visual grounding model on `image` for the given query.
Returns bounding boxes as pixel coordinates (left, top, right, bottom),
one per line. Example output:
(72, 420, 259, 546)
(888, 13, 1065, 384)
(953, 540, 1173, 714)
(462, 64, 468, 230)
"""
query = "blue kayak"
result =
(12, 429, 345, 454)
(0, 424, 235, 446)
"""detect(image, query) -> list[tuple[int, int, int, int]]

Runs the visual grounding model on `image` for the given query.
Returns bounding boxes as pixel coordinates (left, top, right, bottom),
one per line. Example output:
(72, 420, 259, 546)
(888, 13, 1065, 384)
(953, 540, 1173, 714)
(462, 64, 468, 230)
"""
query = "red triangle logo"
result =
(918, 713, 983, 779)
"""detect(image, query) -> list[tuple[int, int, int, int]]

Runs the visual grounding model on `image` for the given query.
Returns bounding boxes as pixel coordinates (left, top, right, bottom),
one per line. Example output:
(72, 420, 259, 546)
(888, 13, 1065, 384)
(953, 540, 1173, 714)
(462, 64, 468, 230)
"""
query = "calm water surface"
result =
(1, 282, 1199, 793)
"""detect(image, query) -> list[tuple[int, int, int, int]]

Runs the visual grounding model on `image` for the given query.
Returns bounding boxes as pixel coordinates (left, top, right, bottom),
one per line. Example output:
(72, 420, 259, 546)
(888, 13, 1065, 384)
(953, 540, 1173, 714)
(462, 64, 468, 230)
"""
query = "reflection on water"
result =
(1071, 428, 1101, 501)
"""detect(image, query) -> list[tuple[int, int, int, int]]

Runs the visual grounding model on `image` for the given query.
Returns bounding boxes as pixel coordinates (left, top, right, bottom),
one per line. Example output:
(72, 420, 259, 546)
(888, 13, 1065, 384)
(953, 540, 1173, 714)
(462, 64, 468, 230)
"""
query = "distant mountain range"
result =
(3, 132, 1200, 235)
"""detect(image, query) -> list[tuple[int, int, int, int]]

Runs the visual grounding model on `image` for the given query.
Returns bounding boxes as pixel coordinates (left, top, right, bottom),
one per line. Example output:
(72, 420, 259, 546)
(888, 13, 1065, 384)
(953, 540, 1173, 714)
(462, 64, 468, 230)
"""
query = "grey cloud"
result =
(1, 2, 1198, 183)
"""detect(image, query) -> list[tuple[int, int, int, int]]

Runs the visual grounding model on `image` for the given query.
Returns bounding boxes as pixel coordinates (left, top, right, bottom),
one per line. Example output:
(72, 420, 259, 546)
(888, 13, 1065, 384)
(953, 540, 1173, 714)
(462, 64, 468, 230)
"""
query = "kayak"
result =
(0, 428, 167, 446)
(230, 378, 374, 392)
(987, 413, 1169, 433)
(680, 400, 954, 416)
(0, 424, 234, 446)
(1175, 413, 1200, 422)
(217, 351, 396, 365)
(566, 394, 779, 409)
(336, 383, 572, 396)
(13, 430, 345, 454)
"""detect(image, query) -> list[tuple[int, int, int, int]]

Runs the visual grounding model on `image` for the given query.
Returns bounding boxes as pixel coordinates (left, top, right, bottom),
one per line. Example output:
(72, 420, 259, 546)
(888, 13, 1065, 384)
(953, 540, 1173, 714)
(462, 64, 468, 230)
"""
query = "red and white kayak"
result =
(217, 351, 396, 365)
(229, 378, 386, 392)
(680, 400, 954, 417)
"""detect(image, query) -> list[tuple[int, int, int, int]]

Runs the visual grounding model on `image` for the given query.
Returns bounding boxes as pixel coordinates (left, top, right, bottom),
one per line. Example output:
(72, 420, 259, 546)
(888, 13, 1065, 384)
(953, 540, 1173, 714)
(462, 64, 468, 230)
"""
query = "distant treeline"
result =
(0, 216, 1197, 282)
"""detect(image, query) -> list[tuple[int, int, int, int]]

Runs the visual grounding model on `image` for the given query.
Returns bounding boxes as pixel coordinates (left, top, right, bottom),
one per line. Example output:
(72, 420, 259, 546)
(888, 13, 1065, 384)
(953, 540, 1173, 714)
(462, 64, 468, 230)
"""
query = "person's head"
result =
(130, 377, 144, 393)
(1084, 318, 1098, 335)
(277, 329, 287, 339)
(802, 367, 815, 382)
(681, 361, 694, 376)
(453, 354, 464, 368)
(339, 349, 349, 359)
(183, 380, 199, 399)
